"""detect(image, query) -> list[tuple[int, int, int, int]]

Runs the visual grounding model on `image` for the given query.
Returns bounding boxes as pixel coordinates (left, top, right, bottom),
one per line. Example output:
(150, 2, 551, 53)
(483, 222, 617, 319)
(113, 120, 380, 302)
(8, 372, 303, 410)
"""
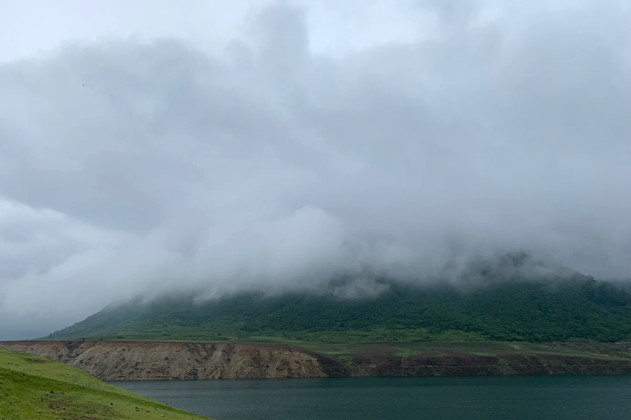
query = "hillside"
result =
(0, 347, 211, 420)
(1, 341, 332, 380)
(5, 340, 631, 380)
(48, 260, 631, 344)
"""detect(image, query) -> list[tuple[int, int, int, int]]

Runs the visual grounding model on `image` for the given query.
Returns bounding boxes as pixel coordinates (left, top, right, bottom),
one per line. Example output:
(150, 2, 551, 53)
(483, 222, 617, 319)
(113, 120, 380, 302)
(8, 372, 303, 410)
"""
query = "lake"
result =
(113, 375, 631, 420)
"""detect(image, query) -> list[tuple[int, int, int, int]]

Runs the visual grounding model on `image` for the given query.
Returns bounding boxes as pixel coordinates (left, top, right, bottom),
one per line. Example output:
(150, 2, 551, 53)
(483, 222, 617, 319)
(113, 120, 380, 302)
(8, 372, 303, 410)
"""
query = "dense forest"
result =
(49, 261, 631, 344)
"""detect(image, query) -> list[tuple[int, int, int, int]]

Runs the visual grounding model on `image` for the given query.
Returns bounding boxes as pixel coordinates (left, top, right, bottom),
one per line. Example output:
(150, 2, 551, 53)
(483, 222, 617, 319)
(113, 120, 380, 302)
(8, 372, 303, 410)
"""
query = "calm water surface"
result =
(113, 375, 631, 420)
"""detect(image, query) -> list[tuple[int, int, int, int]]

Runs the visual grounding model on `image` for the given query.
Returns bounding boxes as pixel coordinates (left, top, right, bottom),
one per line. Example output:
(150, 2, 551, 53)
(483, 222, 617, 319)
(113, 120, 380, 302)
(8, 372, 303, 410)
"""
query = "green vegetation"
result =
(0, 347, 210, 420)
(48, 274, 631, 345)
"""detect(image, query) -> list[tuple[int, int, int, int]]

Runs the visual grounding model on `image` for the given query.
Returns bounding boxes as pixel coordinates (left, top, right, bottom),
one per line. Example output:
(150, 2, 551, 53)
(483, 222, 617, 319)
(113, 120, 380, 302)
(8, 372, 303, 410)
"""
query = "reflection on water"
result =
(113, 375, 631, 420)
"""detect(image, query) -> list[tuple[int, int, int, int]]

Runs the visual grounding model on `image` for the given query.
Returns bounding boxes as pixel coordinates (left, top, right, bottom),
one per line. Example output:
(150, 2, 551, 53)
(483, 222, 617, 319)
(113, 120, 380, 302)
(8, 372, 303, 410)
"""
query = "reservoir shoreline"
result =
(3, 340, 631, 381)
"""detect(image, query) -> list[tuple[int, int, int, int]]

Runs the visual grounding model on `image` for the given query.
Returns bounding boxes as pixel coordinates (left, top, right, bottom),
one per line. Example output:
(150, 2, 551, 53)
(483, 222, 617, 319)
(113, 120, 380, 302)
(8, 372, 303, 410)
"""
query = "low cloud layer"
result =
(1, 1, 631, 339)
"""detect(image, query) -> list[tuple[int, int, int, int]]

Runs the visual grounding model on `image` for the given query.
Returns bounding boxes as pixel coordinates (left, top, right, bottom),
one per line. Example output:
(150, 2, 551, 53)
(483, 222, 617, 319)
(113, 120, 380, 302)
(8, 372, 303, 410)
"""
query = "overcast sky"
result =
(1, 0, 630, 339)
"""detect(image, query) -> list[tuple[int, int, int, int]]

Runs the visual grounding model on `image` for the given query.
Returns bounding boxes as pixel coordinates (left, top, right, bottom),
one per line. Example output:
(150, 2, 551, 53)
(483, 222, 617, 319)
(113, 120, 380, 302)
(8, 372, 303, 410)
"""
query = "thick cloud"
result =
(1, 1, 630, 339)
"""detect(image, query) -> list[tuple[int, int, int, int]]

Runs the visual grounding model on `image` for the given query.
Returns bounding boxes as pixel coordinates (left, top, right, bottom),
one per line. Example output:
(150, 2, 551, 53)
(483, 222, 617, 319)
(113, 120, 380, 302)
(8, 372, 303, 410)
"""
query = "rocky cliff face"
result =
(0, 341, 333, 380)
(3, 341, 631, 381)
(351, 352, 631, 377)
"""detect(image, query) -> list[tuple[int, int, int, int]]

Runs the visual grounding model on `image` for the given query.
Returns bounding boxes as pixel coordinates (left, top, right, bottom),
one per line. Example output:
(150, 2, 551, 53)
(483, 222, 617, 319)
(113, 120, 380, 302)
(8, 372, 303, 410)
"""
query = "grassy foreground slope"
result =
(0, 347, 210, 420)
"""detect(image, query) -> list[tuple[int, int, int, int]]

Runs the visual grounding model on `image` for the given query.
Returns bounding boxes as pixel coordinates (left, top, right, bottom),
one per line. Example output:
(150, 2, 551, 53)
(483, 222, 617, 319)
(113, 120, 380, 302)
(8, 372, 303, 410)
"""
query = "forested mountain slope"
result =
(49, 268, 631, 343)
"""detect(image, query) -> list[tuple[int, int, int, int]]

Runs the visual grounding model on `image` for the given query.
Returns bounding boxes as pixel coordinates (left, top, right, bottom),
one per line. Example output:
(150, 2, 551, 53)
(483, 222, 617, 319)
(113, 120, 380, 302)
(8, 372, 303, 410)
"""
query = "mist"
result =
(1, 1, 630, 339)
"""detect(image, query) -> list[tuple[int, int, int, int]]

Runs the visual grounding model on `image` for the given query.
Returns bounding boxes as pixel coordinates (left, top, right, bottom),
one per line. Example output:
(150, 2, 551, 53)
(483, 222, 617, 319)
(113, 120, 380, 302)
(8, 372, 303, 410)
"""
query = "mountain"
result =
(48, 255, 631, 343)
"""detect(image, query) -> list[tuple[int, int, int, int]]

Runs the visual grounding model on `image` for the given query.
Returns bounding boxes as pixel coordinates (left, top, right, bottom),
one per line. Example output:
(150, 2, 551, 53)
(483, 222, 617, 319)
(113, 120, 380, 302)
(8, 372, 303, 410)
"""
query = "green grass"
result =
(0, 347, 211, 420)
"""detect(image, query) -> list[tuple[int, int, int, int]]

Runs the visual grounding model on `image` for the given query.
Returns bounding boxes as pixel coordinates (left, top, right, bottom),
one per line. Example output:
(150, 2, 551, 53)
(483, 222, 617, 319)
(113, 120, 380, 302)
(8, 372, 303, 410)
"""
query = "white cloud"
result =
(0, 1, 630, 339)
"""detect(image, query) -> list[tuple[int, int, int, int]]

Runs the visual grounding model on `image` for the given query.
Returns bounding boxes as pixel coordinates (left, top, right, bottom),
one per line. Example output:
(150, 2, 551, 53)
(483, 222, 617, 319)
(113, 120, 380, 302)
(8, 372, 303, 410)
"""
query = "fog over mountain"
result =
(1, 1, 630, 339)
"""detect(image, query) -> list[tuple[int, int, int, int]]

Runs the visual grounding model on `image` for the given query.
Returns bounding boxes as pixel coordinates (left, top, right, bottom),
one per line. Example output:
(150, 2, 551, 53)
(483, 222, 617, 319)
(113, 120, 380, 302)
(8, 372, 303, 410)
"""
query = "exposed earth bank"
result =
(2, 341, 631, 381)
(0, 341, 333, 380)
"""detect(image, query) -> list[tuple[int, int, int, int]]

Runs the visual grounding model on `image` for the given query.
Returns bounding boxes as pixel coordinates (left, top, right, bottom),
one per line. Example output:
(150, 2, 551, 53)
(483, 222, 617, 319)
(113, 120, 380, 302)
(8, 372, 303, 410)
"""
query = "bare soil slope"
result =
(3, 341, 631, 380)
(0, 341, 332, 380)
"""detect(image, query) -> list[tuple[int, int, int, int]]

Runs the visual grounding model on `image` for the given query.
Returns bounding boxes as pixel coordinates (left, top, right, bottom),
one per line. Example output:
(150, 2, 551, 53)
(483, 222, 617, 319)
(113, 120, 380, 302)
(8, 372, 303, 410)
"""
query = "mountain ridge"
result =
(47, 258, 631, 343)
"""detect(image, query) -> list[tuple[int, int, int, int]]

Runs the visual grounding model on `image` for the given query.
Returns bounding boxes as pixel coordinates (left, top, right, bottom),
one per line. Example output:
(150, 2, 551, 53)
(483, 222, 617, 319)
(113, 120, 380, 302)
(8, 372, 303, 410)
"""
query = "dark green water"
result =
(113, 375, 631, 420)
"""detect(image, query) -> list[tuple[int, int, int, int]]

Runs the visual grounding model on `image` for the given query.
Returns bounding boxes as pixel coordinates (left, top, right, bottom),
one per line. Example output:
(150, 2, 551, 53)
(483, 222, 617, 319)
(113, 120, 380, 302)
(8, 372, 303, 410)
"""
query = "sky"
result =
(1, 0, 630, 339)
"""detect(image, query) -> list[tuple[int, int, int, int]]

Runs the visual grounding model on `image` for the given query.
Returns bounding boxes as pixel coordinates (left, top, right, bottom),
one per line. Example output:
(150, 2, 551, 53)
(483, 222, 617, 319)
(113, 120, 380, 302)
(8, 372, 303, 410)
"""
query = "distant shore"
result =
(3, 340, 631, 380)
